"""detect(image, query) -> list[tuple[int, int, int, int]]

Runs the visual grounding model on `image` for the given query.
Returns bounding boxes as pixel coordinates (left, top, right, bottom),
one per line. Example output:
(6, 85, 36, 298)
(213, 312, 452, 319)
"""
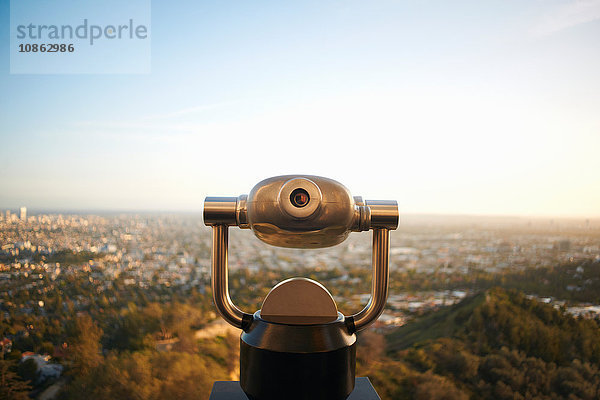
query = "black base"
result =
(209, 377, 380, 400)
(239, 312, 357, 400)
(240, 340, 355, 400)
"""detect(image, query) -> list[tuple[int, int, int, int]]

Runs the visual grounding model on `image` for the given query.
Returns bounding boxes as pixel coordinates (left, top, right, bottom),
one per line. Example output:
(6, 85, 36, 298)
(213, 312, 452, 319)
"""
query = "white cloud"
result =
(140, 101, 238, 120)
(532, 0, 600, 37)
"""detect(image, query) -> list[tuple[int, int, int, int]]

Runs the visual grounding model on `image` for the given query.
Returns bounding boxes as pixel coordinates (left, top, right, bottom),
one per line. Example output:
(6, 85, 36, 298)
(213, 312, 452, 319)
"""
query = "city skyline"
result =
(1, 1, 600, 217)
(3, 207, 600, 226)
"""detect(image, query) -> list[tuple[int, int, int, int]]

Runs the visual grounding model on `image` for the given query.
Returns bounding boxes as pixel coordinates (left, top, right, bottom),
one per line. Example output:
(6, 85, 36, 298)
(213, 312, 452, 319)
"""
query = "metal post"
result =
(350, 228, 389, 331)
(211, 225, 246, 329)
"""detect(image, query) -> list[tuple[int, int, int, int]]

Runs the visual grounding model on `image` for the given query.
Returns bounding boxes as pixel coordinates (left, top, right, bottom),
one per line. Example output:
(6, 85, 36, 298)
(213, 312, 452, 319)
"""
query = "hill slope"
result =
(386, 291, 485, 351)
(387, 287, 600, 366)
(363, 288, 600, 399)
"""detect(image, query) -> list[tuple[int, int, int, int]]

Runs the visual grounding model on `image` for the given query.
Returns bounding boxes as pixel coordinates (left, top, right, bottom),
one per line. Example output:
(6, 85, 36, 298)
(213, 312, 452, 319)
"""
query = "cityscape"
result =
(1, 207, 599, 398)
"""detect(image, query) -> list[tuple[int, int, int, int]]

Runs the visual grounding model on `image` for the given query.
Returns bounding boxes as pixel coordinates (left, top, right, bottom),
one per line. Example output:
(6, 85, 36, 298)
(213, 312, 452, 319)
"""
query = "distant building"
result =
(20, 206, 27, 221)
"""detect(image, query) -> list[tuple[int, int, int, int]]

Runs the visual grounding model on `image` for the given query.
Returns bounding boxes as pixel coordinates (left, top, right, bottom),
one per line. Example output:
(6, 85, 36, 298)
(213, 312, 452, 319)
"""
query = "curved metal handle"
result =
(348, 228, 390, 332)
(211, 225, 252, 329)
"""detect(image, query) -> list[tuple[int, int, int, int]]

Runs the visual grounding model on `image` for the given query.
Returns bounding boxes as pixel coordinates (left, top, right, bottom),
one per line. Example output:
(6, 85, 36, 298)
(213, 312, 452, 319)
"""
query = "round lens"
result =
(290, 188, 310, 208)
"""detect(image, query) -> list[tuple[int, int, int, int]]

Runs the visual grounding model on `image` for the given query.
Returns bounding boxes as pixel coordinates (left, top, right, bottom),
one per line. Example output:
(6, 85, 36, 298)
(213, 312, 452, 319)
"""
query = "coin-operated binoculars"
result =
(204, 175, 398, 400)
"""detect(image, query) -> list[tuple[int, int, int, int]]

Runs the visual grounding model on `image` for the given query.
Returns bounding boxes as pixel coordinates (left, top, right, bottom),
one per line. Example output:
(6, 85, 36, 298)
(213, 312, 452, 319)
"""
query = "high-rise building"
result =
(20, 206, 27, 221)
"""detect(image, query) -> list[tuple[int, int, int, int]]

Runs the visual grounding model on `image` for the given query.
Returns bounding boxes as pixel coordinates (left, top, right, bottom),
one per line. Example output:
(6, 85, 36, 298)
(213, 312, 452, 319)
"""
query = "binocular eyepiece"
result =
(290, 188, 310, 208)
(204, 175, 398, 248)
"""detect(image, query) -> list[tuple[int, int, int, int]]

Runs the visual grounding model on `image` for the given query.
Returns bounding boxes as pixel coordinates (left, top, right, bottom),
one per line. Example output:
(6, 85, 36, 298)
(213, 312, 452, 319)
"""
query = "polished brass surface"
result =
(261, 278, 338, 325)
(203, 175, 398, 248)
(204, 197, 238, 226)
(276, 177, 322, 220)
(350, 229, 389, 331)
(247, 175, 354, 248)
(366, 200, 399, 230)
(235, 194, 249, 229)
(203, 175, 399, 331)
(211, 225, 247, 328)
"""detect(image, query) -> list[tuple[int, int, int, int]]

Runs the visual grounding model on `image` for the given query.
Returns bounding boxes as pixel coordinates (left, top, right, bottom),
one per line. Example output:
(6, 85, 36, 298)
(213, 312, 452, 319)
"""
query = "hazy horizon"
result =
(3, 205, 600, 221)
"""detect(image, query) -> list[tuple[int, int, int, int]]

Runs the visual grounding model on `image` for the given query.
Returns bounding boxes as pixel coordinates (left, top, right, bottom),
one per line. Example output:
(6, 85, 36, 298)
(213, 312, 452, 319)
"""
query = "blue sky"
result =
(1, 0, 599, 216)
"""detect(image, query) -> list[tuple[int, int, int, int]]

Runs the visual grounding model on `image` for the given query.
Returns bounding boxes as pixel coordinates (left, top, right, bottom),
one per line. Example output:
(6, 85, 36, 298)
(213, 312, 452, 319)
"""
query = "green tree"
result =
(0, 359, 31, 400)
(66, 314, 103, 377)
(62, 350, 229, 400)
(414, 372, 469, 400)
(16, 358, 37, 384)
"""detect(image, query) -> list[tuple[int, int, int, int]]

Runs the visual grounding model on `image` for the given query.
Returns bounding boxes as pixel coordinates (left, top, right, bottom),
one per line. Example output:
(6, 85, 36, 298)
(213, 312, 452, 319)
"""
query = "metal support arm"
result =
(349, 228, 390, 332)
(211, 225, 251, 329)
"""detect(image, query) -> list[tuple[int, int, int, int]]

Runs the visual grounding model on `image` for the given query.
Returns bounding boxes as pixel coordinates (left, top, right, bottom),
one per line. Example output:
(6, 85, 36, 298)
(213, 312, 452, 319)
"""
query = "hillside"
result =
(386, 291, 486, 351)
(388, 287, 600, 365)
(361, 288, 600, 399)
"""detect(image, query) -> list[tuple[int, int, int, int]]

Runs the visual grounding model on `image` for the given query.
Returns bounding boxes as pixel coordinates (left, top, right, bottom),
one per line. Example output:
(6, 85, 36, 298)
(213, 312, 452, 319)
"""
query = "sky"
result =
(1, 0, 599, 217)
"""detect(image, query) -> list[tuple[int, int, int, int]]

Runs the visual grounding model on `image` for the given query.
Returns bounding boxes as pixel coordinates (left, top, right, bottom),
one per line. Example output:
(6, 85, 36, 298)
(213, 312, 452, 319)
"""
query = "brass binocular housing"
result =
(204, 175, 398, 248)
(203, 175, 399, 332)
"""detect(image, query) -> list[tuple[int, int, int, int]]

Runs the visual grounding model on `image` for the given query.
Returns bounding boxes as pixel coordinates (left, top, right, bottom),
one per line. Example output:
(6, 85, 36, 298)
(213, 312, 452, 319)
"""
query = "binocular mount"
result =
(204, 175, 398, 400)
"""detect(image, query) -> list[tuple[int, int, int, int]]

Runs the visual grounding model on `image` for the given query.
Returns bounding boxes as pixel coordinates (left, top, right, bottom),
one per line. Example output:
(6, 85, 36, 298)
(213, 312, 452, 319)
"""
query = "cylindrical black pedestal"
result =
(240, 311, 356, 400)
